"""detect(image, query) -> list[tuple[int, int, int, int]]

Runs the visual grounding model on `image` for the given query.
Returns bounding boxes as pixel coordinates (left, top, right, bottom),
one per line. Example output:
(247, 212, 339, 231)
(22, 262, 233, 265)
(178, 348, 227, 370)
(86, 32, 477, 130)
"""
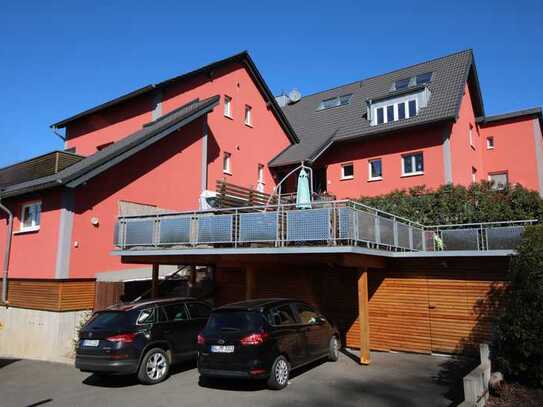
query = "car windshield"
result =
(205, 310, 264, 333)
(85, 310, 139, 330)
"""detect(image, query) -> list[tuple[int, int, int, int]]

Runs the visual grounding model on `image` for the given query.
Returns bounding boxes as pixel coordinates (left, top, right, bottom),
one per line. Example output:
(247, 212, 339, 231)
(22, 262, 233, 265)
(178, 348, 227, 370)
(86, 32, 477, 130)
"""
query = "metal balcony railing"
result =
(113, 200, 537, 253)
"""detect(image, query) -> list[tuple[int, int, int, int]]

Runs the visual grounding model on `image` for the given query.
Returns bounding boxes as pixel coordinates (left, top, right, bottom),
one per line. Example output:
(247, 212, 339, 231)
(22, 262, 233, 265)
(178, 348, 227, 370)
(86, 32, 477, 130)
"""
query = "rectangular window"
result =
(489, 172, 508, 190)
(486, 136, 494, 149)
(398, 102, 406, 120)
(369, 159, 382, 180)
(376, 107, 384, 124)
(472, 167, 477, 183)
(244, 105, 252, 126)
(408, 100, 417, 117)
(402, 153, 424, 175)
(257, 164, 265, 192)
(341, 163, 354, 179)
(386, 105, 394, 122)
(223, 152, 232, 174)
(469, 125, 475, 148)
(20, 201, 41, 232)
(224, 95, 232, 118)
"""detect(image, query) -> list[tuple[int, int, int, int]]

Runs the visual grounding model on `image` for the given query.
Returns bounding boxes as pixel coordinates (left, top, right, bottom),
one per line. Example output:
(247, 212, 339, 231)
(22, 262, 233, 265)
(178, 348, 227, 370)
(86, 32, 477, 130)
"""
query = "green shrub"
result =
(494, 225, 543, 387)
(356, 182, 543, 225)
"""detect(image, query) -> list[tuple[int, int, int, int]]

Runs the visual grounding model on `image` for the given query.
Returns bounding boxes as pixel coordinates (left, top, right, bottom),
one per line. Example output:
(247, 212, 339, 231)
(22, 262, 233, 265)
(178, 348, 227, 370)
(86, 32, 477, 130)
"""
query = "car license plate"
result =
(82, 339, 99, 347)
(211, 345, 234, 353)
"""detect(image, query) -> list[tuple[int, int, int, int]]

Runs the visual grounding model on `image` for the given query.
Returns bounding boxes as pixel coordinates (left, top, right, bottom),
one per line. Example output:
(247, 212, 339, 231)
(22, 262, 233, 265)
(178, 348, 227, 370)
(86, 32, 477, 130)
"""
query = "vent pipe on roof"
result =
(0, 197, 13, 305)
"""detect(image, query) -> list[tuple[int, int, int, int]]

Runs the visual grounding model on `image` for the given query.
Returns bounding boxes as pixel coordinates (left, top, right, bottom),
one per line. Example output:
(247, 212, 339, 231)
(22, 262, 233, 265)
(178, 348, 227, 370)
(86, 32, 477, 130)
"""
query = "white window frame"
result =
(223, 152, 232, 175)
(224, 95, 232, 118)
(341, 163, 354, 180)
(401, 153, 424, 176)
(472, 167, 477, 183)
(20, 201, 41, 232)
(371, 94, 419, 126)
(488, 172, 508, 190)
(257, 164, 265, 192)
(486, 136, 494, 150)
(469, 125, 475, 149)
(244, 105, 252, 126)
(368, 159, 383, 181)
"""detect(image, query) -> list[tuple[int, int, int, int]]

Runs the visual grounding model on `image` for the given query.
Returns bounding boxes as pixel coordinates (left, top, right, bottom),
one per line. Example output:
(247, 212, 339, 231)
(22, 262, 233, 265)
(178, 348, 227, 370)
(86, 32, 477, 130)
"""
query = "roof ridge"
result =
(291, 49, 473, 101)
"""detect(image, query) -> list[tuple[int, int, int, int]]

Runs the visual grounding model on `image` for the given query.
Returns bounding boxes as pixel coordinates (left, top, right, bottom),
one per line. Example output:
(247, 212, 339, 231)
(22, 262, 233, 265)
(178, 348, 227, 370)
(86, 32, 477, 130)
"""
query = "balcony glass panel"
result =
(125, 219, 155, 246)
(286, 208, 331, 241)
(197, 214, 233, 243)
(487, 226, 524, 250)
(239, 212, 278, 242)
(159, 216, 192, 244)
(442, 229, 479, 250)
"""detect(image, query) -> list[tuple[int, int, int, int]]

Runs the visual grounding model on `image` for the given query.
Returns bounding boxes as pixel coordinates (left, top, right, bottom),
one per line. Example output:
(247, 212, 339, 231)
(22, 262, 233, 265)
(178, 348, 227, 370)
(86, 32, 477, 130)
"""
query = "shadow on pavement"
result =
(0, 358, 20, 369)
(433, 354, 478, 407)
(198, 358, 329, 392)
(82, 360, 197, 388)
(25, 399, 53, 407)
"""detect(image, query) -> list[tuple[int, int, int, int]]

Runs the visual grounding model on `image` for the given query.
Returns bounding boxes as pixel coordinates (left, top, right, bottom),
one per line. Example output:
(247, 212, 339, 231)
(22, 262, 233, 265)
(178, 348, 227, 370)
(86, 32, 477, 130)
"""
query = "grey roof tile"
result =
(270, 49, 479, 167)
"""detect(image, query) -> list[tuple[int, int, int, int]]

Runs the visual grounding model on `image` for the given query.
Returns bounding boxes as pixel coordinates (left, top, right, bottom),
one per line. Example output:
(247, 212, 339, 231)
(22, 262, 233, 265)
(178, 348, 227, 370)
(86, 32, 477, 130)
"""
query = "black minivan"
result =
(197, 298, 340, 389)
(76, 297, 211, 384)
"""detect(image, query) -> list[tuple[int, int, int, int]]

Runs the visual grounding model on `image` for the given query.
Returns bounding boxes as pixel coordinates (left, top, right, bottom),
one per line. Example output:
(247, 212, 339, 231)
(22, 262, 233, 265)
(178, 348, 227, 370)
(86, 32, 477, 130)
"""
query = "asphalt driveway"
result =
(0, 351, 463, 407)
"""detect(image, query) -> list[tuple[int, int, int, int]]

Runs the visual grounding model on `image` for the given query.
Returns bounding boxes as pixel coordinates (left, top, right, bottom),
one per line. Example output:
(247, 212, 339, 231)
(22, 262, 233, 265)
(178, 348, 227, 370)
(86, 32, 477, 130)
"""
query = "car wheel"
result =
(328, 336, 340, 362)
(137, 348, 170, 385)
(267, 355, 290, 390)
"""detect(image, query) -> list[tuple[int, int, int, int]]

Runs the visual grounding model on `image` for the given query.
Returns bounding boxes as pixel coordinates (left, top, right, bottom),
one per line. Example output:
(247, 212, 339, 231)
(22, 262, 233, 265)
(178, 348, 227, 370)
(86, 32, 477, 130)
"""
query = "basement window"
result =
(20, 201, 41, 232)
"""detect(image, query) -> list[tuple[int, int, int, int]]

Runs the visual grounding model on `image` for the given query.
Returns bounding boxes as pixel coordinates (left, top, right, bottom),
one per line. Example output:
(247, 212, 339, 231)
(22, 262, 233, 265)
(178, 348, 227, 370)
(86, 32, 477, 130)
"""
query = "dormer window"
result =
(317, 94, 352, 111)
(368, 87, 430, 126)
(390, 72, 433, 92)
(370, 96, 419, 125)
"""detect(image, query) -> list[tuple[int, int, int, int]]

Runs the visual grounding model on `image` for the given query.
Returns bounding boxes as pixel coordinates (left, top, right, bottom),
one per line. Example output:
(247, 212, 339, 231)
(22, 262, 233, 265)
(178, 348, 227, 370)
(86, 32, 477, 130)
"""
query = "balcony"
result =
(113, 200, 535, 257)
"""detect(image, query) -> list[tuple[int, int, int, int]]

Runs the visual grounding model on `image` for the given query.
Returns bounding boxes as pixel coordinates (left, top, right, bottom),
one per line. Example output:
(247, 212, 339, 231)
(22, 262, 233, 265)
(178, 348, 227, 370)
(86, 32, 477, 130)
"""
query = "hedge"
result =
(356, 182, 543, 225)
(494, 225, 543, 386)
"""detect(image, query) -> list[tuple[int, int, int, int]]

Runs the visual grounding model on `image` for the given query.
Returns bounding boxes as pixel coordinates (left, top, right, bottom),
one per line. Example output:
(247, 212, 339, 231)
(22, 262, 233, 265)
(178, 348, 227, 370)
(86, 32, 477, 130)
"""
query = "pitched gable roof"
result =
(270, 49, 484, 167)
(1, 96, 219, 198)
(51, 51, 299, 144)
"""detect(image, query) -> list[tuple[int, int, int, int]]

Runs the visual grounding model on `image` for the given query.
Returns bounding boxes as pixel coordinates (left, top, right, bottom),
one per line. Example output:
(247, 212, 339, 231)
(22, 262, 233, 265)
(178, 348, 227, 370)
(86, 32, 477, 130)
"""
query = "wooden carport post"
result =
(245, 265, 256, 300)
(151, 264, 160, 298)
(358, 266, 371, 365)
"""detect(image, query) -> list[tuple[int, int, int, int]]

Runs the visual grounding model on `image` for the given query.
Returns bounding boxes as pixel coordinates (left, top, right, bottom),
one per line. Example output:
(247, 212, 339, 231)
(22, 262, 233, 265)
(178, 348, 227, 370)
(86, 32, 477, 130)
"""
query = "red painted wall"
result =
(316, 124, 447, 198)
(479, 116, 541, 191)
(68, 119, 204, 278)
(65, 62, 292, 278)
(66, 94, 154, 156)
(161, 63, 291, 194)
(0, 190, 62, 279)
(449, 83, 485, 184)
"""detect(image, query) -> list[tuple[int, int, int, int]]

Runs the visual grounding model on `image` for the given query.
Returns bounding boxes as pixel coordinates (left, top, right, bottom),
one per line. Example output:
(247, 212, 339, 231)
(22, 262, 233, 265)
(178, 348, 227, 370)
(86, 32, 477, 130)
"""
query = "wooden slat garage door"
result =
(347, 258, 508, 354)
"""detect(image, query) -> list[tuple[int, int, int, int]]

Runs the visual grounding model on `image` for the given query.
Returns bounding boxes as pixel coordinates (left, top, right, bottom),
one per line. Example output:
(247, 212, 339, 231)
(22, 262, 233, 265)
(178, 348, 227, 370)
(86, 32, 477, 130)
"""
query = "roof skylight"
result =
(390, 72, 433, 92)
(317, 94, 353, 111)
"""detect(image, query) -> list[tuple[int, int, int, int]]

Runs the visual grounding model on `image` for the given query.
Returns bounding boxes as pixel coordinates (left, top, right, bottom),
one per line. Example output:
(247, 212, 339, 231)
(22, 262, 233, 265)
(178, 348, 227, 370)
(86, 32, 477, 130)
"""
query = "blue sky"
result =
(1, 0, 542, 168)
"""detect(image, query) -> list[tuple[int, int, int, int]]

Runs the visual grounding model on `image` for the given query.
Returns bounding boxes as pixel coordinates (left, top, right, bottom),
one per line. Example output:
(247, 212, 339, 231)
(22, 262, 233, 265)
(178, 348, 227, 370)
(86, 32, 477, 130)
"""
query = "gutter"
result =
(0, 194, 13, 305)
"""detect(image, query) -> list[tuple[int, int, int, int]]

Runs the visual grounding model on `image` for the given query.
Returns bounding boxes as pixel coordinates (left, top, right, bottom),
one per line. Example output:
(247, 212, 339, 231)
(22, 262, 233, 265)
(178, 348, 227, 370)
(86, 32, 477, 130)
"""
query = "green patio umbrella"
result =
(296, 167, 312, 209)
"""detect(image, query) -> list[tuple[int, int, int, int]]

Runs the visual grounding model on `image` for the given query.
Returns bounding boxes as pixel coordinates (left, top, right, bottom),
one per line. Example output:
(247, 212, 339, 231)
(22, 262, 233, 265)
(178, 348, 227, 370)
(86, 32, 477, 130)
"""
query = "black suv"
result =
(76, 297, 211, 384)
(197, 298, 340, 389)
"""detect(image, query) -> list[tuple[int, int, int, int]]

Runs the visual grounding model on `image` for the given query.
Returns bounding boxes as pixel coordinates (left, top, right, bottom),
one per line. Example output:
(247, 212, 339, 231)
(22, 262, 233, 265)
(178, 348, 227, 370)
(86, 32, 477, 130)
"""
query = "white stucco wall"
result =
(0, 307, 91, 364)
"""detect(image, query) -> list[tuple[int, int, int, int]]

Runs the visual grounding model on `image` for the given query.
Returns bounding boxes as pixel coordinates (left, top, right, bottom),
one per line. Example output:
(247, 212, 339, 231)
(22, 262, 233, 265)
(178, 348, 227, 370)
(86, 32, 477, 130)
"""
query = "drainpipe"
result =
(0, 195, 13, 305)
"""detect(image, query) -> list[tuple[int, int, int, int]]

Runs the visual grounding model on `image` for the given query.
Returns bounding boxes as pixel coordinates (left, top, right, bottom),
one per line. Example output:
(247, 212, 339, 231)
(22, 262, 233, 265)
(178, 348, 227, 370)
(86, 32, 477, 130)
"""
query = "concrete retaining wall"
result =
(0, 307, 91, 364)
